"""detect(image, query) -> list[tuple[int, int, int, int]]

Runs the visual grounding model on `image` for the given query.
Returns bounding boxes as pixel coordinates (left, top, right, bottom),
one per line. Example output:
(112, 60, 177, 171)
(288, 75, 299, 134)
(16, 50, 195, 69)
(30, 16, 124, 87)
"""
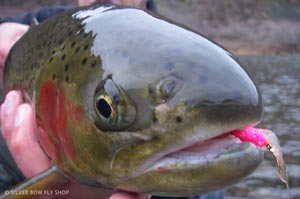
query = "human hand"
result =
(0, 91, 49, 177)
(0, 22, 29, 79)
(0, 91, 150, 199)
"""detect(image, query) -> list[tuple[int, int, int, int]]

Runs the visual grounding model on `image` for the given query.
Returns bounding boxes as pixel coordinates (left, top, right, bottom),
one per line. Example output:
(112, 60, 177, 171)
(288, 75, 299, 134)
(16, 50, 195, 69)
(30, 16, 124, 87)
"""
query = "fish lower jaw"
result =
(145, 135, 243, 172)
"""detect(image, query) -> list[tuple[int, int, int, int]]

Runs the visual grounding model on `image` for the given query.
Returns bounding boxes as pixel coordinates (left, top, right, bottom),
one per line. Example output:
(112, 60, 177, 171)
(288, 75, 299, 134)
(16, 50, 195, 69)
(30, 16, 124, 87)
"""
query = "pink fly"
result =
(229, 127, 289, 191)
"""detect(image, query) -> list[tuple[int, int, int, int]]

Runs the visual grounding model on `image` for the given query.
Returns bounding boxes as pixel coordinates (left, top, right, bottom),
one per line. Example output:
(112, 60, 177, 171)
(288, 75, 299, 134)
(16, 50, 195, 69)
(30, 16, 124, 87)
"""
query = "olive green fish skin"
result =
(3, 5, 263, 196)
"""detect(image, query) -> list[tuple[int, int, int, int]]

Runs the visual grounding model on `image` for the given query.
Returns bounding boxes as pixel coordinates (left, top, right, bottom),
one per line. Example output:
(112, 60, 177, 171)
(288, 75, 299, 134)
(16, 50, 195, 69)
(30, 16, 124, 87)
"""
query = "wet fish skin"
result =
(3, 5, 263, 196)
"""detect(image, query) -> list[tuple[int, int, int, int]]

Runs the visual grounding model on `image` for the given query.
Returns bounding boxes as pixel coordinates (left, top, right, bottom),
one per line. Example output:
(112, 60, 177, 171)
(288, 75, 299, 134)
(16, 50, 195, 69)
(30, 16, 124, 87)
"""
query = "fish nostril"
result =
(157, 75, 183, 101)
(160, 80, 175, 99)
(147, 75, 183, 105)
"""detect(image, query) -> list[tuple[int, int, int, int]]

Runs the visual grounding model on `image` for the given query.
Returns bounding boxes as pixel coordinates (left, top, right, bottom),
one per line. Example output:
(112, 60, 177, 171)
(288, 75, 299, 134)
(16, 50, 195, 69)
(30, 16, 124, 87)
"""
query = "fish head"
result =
(35, 5, 263, 195)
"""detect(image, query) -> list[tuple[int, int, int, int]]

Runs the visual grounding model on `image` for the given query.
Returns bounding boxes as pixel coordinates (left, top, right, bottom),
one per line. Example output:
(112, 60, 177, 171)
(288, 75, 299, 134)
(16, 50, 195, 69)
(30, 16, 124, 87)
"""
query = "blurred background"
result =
(0, 0, 299, 199)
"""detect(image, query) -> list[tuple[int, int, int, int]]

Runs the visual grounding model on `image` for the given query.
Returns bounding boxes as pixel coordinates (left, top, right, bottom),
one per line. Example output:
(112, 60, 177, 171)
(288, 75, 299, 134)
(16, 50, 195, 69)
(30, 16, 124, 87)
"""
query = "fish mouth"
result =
(116, 125, 263, 195)
(146, 134, 244, 172)
(141, 126, 263, 175)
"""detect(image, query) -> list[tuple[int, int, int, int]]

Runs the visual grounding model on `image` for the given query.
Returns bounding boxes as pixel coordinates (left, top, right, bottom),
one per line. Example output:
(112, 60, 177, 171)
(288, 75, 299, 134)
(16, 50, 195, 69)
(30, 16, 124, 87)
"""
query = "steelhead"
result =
(2, 4, 264, 197)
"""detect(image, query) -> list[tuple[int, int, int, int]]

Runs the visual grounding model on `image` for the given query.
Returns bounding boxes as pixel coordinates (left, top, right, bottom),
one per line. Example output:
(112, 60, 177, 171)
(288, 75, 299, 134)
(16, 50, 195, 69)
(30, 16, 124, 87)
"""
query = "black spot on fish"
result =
(122, 51, 128, 57)
(148, 87, 155, 94)
(198, 74, 208, 84)
(68, 31, 73, 37)
(175, 116, 182, 123)
(82, 58, 87, 65)
(49, 57, 53, 63)
(84, 33, 88, 38)
(75, 47, 80, 53)
(84, 44, 89, 51)
(77, 25, 83, 30)
(61, 54, 66, 61)
(188, 62, 196, 69)
(137, 36, 145, 42)
(52, 50, 56, 55)
(165, 62, 175, 71)
(64, 64, 69, 72)
(52, 74, 56, 80)
(71, 41, 76, 48)
(65, 76, 69, 82)
(152, 116, 158, 123)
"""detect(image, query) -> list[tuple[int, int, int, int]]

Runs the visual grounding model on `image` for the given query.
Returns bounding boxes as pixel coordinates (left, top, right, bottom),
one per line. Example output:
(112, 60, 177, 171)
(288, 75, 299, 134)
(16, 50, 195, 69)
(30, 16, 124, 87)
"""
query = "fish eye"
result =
(94, 78, 136, 131)
(96, 95, 115, 120)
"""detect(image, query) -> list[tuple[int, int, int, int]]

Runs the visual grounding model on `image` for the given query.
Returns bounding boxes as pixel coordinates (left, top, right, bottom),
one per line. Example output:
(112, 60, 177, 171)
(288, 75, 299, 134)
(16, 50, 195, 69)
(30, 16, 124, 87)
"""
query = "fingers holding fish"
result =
(1, 90, 23, 140)
(11, 103, 51, 178)
(1, 90, 51, 178)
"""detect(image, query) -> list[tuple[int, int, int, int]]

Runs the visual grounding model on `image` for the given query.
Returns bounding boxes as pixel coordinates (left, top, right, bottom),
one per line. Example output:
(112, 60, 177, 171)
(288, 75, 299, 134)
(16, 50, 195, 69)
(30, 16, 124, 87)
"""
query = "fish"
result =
(0, 4, 280, 198)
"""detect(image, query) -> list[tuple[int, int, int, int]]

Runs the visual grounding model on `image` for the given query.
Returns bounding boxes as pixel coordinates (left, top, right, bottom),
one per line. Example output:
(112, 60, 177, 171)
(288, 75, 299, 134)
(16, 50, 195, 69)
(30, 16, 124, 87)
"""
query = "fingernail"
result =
(3, 92, 17, 114)
(14, 106, 29, 127)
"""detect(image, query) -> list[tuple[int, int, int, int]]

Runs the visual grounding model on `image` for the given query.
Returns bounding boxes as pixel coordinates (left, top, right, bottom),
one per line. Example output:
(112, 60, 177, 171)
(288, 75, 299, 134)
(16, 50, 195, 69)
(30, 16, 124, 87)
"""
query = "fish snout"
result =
(167, 54, 264, 128)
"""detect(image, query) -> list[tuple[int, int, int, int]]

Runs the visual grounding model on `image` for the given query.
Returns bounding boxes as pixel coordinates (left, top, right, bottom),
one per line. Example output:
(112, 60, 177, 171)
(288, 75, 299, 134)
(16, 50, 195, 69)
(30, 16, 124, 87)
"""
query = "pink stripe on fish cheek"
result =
(36, 81, 61, 162)
(37, 81, 78, 162)
(57, 87, 77, 160)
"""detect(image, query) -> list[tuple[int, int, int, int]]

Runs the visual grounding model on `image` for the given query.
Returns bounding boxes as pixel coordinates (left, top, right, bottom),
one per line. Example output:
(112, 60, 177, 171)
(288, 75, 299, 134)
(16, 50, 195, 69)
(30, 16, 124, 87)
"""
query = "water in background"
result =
(225, 55, 300, 199)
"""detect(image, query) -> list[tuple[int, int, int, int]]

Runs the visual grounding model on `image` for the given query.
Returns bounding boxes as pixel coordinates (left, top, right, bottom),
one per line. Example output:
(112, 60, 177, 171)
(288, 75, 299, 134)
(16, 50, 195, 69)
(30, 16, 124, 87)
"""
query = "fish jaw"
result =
(110, 83, 263, 195)
(146, 132, 257, 172)
(111, 125, 263, 196)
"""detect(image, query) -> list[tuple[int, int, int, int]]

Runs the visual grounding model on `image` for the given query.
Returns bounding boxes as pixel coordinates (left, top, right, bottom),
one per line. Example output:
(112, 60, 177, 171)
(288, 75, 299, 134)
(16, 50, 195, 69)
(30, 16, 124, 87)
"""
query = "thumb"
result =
(10, 104, 50, 177)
